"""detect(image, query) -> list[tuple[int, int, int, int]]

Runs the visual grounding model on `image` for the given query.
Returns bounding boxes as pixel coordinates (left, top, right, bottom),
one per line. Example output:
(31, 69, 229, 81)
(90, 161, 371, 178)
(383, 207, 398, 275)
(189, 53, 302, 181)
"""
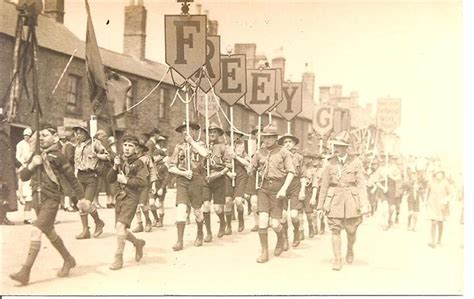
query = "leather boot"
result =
(134, 239, 146, 262)
(173, 221, 185, 251)
(217, 212, 226, 238)
(157, 214, 164, 228)
(50, 236, 76, 277)
(194, 221, 204, 247)
(257, 229, 269, 263)
(308, 218, 315, 238)
(346, 232, 356, 264)
(292, 221, 300, 247)
(238, 210, 245, 232)
(274, 229, 285, 257)
(57, 257, 76, 277)
(332, 234, 342, 271)
(109, 254, 123, 270)
(282, 222, 289, 251)
(132, 222, 144, 233)
(76, 215, 91, 239)
(203, 212, 212, 242)
(225, 212, 232, 235)
(91, 211, 105, 238)
(10, 241, 41, 285)
(9, 266, 32, 285)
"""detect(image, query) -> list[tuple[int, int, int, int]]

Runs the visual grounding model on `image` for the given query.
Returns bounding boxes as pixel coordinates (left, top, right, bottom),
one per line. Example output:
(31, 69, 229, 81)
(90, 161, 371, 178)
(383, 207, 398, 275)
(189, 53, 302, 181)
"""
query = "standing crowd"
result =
(0, 120, 463, 286)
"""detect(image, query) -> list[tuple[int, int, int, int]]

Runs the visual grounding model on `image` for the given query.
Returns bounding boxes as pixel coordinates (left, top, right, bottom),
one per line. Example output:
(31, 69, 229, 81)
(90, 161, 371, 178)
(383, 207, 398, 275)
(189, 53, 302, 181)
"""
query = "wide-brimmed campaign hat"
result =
(175, 121, 200, 133)
(72, 125, 89, 135)
(260, 124, 279, 136)
(278, 133, 300, 146)
(205, 122, 224, 135)
(331, 130, 351, 147)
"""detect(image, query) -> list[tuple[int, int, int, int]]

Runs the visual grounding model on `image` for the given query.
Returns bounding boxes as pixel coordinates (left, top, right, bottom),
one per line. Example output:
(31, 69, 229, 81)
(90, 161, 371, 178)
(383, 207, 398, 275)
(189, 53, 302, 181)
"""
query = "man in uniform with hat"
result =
(278, 133, 305, 248)
(131, 137, 158, 233)
(107, 134, 147, 270)
(226, 129, 250, 233)
(202, 122, 232, 239)
(168, 121, 210, 251)
(16, 127, 34, 224)
(151, 148, 170, 227)
(317, 131, 370, 271)
(10, 123, 85, 285)
(72, 124, 108, 239)
(250, 124, 295, 263)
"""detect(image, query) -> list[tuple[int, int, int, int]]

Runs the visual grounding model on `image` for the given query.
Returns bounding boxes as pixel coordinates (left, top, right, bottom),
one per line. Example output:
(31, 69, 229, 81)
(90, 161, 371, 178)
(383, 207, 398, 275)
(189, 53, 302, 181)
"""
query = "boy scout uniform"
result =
(317, 131, 370, 271)
(251, 128, 295, 219)
(153, 149, 170, 227)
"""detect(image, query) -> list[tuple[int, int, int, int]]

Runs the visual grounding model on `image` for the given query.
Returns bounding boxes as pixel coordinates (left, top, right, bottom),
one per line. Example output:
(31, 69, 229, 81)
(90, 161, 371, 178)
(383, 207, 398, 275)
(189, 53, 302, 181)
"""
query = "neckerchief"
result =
(41, 142, 61, 185)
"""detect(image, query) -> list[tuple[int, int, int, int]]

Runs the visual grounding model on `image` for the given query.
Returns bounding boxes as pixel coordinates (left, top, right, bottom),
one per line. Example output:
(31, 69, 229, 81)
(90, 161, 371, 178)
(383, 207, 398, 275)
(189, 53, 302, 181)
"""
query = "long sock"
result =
(217, 212, 225, 227)
(90, 210, 102, 224)
(49, 235, 73, 260)
(253, 209, 259, 226)
(282, 221, 289, 237)
(307, 213, 314, 230)
(159, 213, 165, 224)
(203, 212, 212, 234)
(225, 212, 232, 228)
(151, 209, 159, 222)
(299, 213, 304, 232)
(24, 240, 41, 267)
(438, 221, 443, 244)
(143, 210, 152, 225)
(197, 221, 204, 236)
(126, 231, 138, 245)
(292, 219, 300, 232)
(116, 235, 127, 255)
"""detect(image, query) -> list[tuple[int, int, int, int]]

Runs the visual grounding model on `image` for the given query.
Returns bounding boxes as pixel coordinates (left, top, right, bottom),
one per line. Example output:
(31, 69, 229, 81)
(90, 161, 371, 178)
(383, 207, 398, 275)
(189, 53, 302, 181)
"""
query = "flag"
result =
(85, 0, 107, 114)
(106, 71, 132, 118)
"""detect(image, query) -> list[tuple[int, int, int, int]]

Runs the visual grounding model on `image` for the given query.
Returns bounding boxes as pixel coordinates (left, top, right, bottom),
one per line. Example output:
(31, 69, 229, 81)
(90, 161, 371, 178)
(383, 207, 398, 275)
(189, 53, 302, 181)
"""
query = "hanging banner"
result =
(192, 35, 221, 93)
(214, 54, 247, 106)
(165, 15, 207, 79)
(376, 98, 401, 134)
(276, 81, 303, 121)
(245, 69, 276, 115)
(196, 90, 219, 118)
(312, 105, 334, 136)
(267, 68, 283, 111)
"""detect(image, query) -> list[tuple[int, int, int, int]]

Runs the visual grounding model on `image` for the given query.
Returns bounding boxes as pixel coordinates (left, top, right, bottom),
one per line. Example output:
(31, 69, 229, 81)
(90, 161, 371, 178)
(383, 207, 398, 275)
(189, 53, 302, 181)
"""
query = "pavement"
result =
(0, 190, 464, 295)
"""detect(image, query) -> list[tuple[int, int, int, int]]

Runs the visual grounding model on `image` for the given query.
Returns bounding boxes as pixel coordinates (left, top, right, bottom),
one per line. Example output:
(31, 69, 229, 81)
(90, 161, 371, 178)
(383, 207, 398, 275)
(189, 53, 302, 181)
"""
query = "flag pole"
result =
(230, 106, 235, 187)
(287, 121, 291, 134)
(205, 92, 210, 177)
(185, 85, 191, 171)
(255, 116, 262, 190)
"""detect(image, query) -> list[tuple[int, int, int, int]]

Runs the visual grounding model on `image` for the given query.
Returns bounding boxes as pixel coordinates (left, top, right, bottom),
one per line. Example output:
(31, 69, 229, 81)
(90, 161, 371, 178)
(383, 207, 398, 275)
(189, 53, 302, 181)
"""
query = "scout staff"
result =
(226, 129, 250, 233)
(203, 122, 232, 239)
(244, 125, 263, 232)
(250, 124, 295, 263)
(278, 133, 305, 248)
(107, 134, 147, 270)
(132, 138, 158, 233)
(72, 125, 107, 240)
(168, 121, 210, 251)
(317, 131, 370, 271)
(10, 123, 85, 285)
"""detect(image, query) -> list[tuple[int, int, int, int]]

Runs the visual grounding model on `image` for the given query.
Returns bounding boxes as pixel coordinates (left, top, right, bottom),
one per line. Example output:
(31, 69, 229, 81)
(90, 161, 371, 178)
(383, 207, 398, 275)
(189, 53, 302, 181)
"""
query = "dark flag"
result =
(106, 71, 132, 118)
(85, 0, 107, 114)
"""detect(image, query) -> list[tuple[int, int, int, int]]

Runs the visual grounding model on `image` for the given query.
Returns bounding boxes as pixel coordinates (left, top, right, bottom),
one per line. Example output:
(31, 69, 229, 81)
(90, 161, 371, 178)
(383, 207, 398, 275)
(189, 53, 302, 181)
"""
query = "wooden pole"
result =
(255, 116, 262, 189)
(230, 106, 235, 187)
(185, 86, 191, 171)
(287, 121, 291, 134)
(205, 92, 210, 176)
(31, 23, 41, 202)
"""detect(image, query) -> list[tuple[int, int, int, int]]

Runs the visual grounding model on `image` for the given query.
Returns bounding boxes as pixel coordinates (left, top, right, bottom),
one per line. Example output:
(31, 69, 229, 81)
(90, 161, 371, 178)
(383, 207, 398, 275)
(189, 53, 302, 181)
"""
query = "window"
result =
(159, 88, 168, 119)
(125, 81, 135, 112)
(66, 75, 81, 114)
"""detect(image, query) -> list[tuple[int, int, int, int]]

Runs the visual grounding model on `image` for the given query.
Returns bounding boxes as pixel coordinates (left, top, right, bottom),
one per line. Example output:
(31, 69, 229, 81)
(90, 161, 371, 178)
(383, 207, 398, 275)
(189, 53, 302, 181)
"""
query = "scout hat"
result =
(23, 127, 32, 137)
(278, 133, 299, 146)
(175, 121, 200, 133)
(251, 125, 264, 136)
(332, 130, 351, 147)
(137, 137, 149, 152)
(206, 122, 224, 135)
(122, 134, 139, 145)
(260, 124, 279, 136)
(301, 148, 321, 159)
(72, 124, 89, 135)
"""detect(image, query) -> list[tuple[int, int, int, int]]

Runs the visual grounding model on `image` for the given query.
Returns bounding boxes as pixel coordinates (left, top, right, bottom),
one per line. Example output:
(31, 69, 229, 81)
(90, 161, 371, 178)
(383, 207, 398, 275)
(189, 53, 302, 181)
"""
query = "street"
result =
(1, 190, 464, 295)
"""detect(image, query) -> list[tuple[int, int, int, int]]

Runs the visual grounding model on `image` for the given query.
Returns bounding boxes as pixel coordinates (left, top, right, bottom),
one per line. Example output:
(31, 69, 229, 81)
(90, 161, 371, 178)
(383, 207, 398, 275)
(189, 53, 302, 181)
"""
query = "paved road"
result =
(1, 190, 464, 295)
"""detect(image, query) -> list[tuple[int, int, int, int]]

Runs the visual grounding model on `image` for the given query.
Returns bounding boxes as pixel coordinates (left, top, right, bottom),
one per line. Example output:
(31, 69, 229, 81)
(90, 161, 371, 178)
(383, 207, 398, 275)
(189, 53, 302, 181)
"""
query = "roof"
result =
(0, 0, 174, 85)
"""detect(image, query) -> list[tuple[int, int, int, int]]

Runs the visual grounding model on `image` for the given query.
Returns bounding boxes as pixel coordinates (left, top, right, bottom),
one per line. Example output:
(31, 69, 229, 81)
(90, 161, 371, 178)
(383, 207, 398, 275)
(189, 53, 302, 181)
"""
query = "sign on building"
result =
(165, 15, 207, 79)
(276, 82, 303, 121)
(245, 69, 276, 115)
(214, 54, 247, 106)
(192, 35, 221, 93)
(312, 105, 334, 136)
(376, 98, 401, 133)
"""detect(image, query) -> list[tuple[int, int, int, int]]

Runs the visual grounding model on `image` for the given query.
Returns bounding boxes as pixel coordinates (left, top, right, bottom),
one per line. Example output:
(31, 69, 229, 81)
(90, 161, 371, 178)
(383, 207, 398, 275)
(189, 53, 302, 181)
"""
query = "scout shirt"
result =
(251, 144, 295, 181)
(317, 154, 369, 219)
(169, 140, 207, 175)
(155, 160, 170, 190)
(138, 153, 158, 185)
(20, 143, 85, 201)
(290, 149, 305, 179)
(229, 140, 250, 175)
(74, 138, 108, 171)
(207, 141, 231, 174)
(107, 154, 148, 201)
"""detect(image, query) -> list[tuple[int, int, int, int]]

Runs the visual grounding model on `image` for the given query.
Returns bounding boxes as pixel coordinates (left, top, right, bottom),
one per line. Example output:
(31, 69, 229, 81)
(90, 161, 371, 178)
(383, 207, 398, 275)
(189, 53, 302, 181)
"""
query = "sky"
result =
(61, 0, 463, 167)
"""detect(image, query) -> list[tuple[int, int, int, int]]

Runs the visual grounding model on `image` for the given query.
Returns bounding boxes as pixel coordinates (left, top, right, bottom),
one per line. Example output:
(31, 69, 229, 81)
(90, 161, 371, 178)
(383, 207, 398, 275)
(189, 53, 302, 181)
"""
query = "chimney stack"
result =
(44, 0, 65, 23)
(271, 57, 286, 80)
(123, 0, 147, 60)
(234, 43, 256, 68)
(319, 86, 331, 103)
(302, 71, 315, 103)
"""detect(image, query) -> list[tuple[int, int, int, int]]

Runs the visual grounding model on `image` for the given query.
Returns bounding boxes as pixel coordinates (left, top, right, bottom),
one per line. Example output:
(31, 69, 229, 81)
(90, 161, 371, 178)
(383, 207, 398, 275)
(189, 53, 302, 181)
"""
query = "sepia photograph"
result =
(0, 0, 467, 296)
